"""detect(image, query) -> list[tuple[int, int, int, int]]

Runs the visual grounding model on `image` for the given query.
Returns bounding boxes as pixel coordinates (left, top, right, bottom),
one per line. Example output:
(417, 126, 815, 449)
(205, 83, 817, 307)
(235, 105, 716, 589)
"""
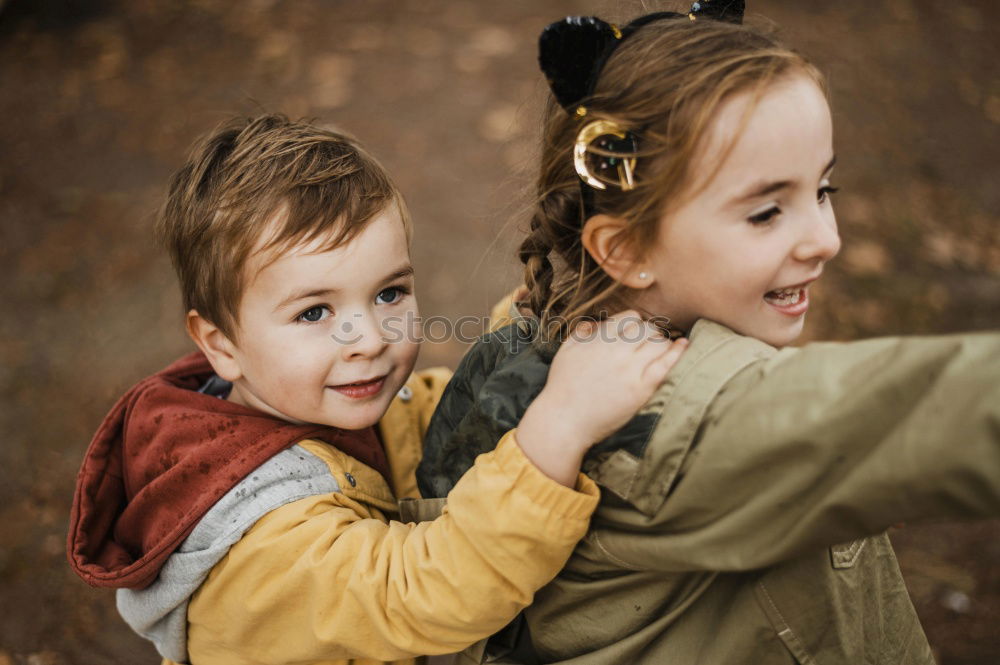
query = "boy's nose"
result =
(337, 314, 388, 359)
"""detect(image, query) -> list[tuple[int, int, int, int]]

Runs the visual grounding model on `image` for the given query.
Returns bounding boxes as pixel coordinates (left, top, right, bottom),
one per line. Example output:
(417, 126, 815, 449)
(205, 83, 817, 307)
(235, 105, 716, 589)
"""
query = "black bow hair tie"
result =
(539, 1, 745, 115)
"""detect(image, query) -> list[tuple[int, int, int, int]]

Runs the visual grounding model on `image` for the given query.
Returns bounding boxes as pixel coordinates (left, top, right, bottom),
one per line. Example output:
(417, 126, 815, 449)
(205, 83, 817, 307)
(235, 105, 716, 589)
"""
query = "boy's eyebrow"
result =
(381, 265, 415, 283)
(378, 265, 413, 284)
(275, 288, 337, 312)
(730, 154, 837, 205)
(274, 265, 414, 312)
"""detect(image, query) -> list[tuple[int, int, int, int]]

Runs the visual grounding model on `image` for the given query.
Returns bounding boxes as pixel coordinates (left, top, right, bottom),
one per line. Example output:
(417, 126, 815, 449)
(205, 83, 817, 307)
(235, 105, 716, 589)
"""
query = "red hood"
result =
(67, 351, 388, 589)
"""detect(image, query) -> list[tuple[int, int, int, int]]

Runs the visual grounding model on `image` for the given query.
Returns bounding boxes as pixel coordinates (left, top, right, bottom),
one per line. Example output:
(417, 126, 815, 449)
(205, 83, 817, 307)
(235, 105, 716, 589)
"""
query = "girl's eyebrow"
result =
(733, 178, 793, 204)
(823, 154, 838, 175)
(730, 154, 838, 205)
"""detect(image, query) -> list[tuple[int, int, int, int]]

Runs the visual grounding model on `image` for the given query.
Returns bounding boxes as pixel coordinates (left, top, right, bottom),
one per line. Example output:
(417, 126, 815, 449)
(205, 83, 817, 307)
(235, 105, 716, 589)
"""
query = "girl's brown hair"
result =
(520, 16, 823, 338)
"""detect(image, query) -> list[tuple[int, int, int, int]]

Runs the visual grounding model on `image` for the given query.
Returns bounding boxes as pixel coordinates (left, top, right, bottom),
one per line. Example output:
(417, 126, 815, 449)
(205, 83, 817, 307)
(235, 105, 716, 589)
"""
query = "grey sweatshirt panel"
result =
(116, 444, 341, 664)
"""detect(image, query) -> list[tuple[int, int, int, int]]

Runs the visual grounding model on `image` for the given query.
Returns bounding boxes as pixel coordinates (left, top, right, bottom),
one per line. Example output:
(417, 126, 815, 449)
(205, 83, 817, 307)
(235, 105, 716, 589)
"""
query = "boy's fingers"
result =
(640, 320, 667, 345)
(616, 317, 644, 342)
(636, 336, 673, 366)
(603, 310, 643, 340)
(608, 309, 642, 321)
(632, 322, 669, 355)
(641, 338, 688, 384)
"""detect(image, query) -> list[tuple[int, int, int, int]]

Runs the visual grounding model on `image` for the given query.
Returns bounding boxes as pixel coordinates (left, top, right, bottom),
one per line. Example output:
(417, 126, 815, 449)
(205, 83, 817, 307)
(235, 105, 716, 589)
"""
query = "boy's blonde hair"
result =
(157, 114, 406, 339)
(521, 18, 823, 337)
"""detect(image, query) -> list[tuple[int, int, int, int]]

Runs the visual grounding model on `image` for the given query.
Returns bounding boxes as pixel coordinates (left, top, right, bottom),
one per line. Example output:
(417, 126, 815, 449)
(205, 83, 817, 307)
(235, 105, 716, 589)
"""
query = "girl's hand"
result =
(516, 311, 688, 486)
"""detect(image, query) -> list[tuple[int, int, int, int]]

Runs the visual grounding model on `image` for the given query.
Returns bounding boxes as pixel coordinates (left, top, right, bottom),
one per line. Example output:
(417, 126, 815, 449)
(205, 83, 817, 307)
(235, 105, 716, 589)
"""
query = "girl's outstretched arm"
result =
(587, 321, 1000, 572)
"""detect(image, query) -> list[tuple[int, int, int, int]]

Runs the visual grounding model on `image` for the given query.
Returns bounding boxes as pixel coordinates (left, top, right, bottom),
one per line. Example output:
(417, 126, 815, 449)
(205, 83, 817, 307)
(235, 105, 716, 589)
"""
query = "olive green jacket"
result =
(418, 318, 1000, 664)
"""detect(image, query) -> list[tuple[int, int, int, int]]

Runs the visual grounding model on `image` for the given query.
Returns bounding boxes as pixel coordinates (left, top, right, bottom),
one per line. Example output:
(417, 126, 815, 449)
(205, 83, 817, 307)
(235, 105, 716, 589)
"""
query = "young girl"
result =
(418, 4, 1000, 664)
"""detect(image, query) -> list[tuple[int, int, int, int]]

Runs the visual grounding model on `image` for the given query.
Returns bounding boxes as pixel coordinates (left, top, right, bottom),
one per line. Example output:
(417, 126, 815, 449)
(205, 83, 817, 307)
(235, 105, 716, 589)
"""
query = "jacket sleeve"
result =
(592, 331, 1000, 573)
(184, 430, 599, 664)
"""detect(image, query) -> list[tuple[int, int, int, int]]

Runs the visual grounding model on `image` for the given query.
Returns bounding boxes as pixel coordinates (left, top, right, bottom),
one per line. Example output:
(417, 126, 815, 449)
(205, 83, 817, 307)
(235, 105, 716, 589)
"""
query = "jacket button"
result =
(397, 385, 413, 402)
(344, 472, 357, 487)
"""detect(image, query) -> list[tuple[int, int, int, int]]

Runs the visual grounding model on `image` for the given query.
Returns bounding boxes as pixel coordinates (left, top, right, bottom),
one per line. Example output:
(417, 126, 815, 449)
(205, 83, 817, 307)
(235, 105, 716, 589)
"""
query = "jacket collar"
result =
(67, 351, 388, 589)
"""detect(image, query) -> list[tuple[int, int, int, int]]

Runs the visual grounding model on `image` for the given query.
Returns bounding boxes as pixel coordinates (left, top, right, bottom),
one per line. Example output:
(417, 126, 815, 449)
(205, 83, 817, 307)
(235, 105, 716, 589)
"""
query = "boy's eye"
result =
(297, 305, 331, 323)
(818, 185, 840, 204)
(376, 286, 407, 305)
(748, 206, 780, 225)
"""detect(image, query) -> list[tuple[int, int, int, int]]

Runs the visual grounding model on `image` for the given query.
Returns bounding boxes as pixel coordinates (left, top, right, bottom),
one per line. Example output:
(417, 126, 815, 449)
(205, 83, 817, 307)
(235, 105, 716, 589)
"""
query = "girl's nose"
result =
(793, 211, 841, 264)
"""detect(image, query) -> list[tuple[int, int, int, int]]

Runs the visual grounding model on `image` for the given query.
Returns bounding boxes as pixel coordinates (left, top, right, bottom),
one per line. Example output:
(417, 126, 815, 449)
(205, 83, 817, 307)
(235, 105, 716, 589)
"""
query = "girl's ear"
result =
(185, 310, 244, 382)
(581, 214, 654, 289)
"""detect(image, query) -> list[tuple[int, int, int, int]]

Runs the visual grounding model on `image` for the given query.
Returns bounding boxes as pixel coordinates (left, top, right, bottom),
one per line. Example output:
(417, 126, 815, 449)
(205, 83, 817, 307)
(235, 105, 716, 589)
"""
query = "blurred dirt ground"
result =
(0, 0, 997, 663)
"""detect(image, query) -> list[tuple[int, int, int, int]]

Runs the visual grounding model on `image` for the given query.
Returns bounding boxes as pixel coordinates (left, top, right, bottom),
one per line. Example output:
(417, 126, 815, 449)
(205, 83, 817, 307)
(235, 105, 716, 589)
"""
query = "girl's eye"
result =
(376, 286, 408, 305)
(748, 206, 781, 225)
(297, 305, 331, 323)
(818, 185, 840, 204)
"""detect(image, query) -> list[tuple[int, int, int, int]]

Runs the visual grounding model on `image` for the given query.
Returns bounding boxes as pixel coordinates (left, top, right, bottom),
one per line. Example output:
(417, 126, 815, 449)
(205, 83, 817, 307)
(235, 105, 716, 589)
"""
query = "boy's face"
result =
(224, 205, 420, 430)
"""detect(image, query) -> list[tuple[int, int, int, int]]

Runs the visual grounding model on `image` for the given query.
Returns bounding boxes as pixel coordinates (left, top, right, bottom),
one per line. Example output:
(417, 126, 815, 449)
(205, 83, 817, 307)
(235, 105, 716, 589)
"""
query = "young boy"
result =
(66, 114, 685, 665)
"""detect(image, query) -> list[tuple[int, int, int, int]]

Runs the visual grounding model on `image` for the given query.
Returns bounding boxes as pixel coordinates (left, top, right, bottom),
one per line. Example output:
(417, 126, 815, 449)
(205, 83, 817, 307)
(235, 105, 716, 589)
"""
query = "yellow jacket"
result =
(156, 366, 598, 665)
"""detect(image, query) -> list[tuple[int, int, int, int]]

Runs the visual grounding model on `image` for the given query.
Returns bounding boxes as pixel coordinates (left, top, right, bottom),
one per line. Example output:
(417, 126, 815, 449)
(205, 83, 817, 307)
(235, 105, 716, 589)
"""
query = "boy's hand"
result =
(517, 311, 688, 486)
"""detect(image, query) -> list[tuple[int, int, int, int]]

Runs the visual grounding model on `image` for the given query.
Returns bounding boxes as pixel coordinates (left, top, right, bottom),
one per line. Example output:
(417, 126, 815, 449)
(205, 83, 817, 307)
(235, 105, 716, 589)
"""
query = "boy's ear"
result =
(581, 214, 653, 289)
(185, 310, 244, 382)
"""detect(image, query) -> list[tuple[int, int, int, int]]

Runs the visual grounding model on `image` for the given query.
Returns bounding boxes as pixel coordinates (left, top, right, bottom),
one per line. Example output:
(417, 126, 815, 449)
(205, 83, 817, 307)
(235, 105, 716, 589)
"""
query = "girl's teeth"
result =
(765, 288, 802, 305)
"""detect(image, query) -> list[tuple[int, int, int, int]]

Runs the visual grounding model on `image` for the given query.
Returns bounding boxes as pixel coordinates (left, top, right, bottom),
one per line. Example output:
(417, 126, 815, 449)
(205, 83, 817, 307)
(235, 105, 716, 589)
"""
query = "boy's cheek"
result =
(399, 303, 422, 343)
(394, 338, 421, 377)
(380, 311, 418, 345)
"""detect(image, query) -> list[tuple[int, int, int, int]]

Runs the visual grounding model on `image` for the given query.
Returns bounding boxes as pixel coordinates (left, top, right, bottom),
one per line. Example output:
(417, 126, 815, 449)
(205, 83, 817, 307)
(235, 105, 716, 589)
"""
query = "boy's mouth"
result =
(329, 375, 387, 399)
(763, 281, 812, 316)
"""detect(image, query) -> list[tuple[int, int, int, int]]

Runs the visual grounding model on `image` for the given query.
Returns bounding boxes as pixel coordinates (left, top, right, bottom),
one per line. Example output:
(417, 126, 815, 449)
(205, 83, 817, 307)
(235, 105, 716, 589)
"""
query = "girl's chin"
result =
(757, 320, 806, 348)
(717, 313, 805, 348)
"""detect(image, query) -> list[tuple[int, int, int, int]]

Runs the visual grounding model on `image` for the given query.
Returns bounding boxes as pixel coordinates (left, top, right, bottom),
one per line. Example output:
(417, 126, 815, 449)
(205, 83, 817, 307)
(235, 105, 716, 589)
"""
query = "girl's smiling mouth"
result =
(764, 286, 809, 316)
(764, 277, 819, 317)
(329, 375, 388, 399)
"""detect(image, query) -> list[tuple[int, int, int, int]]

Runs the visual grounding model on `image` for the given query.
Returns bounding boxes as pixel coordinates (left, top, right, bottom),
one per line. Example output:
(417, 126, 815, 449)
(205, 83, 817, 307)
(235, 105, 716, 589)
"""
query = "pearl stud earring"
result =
(638, 272, 649, 280)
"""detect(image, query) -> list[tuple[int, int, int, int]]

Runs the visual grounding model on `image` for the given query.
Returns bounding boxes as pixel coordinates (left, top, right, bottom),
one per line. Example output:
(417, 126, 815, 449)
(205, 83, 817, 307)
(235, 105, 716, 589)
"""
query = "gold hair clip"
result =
(573, 119, 638, 191)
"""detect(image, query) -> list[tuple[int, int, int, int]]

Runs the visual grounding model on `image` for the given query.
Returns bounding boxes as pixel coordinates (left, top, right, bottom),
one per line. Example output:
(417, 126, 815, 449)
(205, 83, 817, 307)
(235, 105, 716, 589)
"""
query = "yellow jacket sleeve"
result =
(184, 431, 599, 665)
